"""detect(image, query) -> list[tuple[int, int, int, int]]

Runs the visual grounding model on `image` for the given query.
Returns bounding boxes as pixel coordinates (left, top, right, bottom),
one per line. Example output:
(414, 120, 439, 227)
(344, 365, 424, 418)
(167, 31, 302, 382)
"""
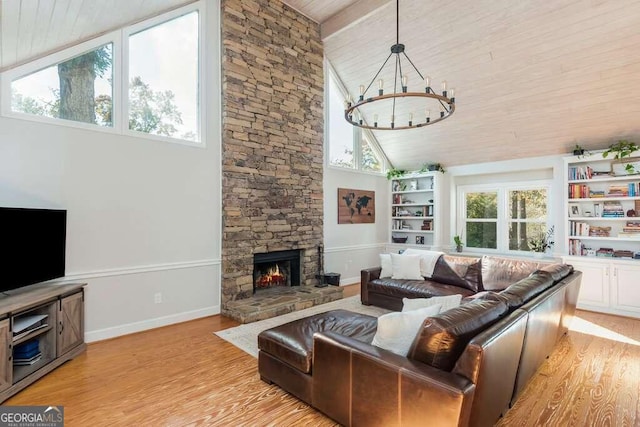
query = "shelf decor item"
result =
(602, 140, 640, 175)
(454, 235, 463, 252)
(529, 226, 554, 254)
(568, 203, 581, 217)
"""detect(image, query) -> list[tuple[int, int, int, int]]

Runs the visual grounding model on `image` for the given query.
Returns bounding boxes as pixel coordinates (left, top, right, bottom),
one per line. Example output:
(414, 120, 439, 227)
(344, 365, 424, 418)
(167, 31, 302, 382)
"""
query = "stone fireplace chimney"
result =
(220, 0, 326, 320)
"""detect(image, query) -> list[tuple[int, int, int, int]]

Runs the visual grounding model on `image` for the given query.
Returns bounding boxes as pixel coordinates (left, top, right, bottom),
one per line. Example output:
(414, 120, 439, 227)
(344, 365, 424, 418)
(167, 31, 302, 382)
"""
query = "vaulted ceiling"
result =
(0, 0, 193, 70)
(2, 0, 640, 168)
(286, 0, 640, 169)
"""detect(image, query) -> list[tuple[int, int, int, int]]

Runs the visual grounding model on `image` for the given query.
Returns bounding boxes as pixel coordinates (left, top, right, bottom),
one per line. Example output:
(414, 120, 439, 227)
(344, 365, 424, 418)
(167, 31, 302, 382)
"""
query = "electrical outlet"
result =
(154, 292, 162, 304)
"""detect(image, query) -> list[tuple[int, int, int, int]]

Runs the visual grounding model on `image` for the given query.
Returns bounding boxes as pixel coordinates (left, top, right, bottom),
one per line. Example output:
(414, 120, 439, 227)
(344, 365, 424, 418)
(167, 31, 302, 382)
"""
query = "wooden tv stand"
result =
(0, 282, 86, 402)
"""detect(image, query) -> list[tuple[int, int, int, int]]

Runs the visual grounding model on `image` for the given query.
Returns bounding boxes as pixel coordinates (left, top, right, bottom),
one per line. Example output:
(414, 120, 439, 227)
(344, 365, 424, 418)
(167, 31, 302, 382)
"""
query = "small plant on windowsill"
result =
(528, 226, 555, 254)
(453, 235, 463, 252)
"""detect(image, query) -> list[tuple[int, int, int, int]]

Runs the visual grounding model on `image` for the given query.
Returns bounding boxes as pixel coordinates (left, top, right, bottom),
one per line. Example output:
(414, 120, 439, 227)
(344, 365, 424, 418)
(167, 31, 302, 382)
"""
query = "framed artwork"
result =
(568, 203, 581, 217)
(338, 188, 375, 224)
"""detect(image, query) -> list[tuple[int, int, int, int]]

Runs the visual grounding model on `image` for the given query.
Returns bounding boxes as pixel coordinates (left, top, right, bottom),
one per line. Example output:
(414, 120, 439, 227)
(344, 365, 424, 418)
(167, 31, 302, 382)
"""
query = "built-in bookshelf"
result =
(390, 172, 441, 247)
(563, 152, 640, 318)
(565, 155, 640, 258)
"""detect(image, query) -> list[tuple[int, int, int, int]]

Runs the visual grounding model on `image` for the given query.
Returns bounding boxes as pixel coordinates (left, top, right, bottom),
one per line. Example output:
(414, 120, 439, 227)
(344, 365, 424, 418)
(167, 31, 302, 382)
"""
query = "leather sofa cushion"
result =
(257, 309, 378, 374)
(480, 256, 547, 291)
(539, 263, 574, 282)
(498, 273, 555, 310)
(408, 299, 508, 371)
(369, 278, 475, 299)
(431, 255, 482, 292)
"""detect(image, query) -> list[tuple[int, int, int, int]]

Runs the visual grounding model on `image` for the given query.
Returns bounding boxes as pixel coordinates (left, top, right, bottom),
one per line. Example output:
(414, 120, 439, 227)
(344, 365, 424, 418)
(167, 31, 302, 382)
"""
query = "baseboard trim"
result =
(64, 259, 221, 281)
(340, 275, 360, 286)
(85, 305, 220, 343)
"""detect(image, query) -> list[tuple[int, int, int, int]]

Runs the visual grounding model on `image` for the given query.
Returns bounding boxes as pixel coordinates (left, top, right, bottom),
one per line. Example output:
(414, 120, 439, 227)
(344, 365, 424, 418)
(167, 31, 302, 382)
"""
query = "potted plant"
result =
(386, 168, 406, 180)
(427, 163, 445, 173)
(573, 144, 585, 156)
(453, 235, 463, 252)
(602, 140, 640, 175)
(528, 226, 554, 256)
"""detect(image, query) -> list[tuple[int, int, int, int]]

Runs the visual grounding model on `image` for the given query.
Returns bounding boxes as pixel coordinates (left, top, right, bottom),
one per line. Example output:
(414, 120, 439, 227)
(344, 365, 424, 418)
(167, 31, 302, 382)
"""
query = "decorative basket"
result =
(392, 236, 408, 243)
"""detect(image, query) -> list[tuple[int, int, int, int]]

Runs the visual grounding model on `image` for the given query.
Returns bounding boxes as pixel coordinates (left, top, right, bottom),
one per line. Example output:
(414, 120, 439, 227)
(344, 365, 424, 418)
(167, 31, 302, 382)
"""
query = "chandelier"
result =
(344, 0, 455, 130)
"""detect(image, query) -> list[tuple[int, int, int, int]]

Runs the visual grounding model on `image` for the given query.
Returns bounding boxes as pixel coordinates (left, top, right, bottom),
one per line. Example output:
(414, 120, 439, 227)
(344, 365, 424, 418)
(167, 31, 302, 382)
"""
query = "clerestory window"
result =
(1, 3, 203, 146)
(325, 61, 387, 173)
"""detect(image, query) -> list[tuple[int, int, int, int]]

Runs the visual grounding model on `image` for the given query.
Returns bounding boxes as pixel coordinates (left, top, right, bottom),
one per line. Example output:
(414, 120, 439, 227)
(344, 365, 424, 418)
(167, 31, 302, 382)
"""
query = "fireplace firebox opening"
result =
(253, 249, 301, 292)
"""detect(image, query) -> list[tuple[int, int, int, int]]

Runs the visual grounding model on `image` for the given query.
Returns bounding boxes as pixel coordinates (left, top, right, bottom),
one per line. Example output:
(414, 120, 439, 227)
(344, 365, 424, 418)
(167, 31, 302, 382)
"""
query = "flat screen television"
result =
(0, 207, 66, 293)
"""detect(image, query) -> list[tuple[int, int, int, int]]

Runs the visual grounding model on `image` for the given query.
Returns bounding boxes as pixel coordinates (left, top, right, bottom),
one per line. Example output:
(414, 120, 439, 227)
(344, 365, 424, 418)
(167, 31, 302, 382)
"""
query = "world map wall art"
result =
(338, 188, 375, 224)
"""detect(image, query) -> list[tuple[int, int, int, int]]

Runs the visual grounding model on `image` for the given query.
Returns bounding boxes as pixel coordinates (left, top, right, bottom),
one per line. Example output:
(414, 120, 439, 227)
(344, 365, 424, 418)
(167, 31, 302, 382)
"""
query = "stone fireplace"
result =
(220, 0, 343, 323)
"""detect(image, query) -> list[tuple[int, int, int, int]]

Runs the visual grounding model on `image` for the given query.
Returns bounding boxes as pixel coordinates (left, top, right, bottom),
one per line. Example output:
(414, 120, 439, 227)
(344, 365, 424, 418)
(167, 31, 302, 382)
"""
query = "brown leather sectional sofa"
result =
(258, 254, 581, 427)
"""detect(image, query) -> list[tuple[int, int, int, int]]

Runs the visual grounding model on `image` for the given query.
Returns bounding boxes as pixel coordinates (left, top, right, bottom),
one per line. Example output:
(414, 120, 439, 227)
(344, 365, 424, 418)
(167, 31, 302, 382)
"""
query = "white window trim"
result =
(0, 2, 204, 148)
(324, 58, 388, 174)
(457, 180, 553, 254)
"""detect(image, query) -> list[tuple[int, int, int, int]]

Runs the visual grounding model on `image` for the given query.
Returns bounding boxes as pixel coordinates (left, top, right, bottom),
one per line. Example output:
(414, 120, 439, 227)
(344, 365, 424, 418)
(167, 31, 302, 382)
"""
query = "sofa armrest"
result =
(360, 267, 381, 305)
(313, 331, 475, 427)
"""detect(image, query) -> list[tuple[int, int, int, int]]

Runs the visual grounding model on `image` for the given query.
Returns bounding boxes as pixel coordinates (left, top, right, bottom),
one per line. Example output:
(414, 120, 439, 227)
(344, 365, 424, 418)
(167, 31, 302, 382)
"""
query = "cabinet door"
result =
(0, 319, 11, 391)
(57, 291, 84, 356)
(571, 261, 610, 308)
(611, 263, 640, 314)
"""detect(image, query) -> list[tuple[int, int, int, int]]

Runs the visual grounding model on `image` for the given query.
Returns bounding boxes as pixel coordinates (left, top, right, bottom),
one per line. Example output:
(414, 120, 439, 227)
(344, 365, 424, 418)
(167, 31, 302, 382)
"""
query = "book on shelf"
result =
(602, 201, 624, 217)
(13, 314, 48, 339)
(13, 353, 42, 366)
(589, 226, 611, 237)
(596, 248, 614, 257)
(570, 221, 590, 237)
(607, 185, 629, 197)
(613, 250, 634, 259)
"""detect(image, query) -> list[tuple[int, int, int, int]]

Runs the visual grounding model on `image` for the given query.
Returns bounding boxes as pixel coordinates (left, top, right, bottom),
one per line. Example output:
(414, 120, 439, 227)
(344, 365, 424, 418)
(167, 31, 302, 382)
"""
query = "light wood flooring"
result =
(6, 284, 640, 426)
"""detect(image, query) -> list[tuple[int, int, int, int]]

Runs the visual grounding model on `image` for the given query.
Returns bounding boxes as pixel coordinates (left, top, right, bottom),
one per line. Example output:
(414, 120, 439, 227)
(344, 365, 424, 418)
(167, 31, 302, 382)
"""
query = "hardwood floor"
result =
(6, 284, 640, 426)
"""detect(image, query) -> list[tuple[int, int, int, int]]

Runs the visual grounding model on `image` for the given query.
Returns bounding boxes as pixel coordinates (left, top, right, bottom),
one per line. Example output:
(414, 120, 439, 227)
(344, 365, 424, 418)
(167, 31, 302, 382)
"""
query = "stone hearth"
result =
(224, 285, 343, 324)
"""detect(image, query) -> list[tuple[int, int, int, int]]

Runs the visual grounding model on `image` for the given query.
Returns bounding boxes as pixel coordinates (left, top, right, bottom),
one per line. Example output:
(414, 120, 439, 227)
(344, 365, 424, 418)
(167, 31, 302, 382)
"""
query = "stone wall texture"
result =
(220, 0, 324, 307)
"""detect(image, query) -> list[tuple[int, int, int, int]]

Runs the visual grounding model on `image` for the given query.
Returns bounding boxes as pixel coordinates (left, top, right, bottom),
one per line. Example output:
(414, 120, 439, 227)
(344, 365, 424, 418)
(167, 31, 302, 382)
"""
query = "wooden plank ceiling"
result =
(2, 0, 640, 168)
(287, 0, 640, 169)
(0, 0, 193, 71)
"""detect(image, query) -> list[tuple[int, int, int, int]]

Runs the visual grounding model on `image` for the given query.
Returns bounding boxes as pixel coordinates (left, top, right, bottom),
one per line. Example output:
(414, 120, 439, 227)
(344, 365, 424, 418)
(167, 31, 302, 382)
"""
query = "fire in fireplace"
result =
(256, 262, 288, 288)
(253, 249, 301, 292)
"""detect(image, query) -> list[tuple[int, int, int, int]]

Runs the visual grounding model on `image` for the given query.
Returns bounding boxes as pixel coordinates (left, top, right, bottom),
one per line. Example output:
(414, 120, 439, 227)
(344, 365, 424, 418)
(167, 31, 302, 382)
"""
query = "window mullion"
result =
(113, 30, 124, 134)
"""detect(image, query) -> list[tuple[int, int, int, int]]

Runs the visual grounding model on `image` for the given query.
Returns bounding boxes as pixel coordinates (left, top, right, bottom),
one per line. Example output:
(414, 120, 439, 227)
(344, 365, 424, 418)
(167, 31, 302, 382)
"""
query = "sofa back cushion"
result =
(407, 299, 508, 371)
(539, 263, 574, 282)
(432, 255, 482, 292)
(480, 256, 547, 291)
(498, 272, 555, 310)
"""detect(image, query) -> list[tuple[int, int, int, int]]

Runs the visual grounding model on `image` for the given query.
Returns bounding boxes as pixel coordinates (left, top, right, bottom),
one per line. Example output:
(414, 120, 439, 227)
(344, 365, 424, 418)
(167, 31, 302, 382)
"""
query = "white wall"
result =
(323, 167, 389, 284)
(0, 4, 221, 342)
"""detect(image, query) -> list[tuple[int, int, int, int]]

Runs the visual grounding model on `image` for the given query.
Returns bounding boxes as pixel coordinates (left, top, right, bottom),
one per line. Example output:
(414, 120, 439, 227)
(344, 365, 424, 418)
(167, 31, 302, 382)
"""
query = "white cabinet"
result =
(565, 256, 640, 317)
(610, 263, 640, 314)
(390, 172, 442, 249)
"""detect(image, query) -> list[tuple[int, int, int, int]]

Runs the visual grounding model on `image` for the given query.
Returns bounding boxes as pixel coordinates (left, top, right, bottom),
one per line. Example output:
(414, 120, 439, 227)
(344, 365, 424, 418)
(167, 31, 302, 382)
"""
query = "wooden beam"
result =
(321, 0, 392, 41)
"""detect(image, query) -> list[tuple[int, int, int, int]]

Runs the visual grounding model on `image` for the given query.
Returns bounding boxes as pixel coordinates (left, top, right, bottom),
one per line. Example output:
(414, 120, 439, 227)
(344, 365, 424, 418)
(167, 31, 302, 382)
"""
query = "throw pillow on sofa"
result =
(401, 248, 444, 278)
(380, 254, 393, 278)
(431, 255, 482, 292)
(402, 294, 462, 313)
(372, 304, 442, 356)
(390, 253, 423, 280)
